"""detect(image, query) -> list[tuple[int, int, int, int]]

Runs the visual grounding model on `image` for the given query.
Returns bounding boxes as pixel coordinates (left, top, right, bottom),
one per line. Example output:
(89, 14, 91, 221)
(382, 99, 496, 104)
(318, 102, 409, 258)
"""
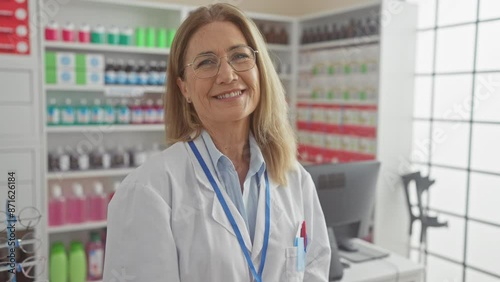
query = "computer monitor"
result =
(305, 160, 386, 263)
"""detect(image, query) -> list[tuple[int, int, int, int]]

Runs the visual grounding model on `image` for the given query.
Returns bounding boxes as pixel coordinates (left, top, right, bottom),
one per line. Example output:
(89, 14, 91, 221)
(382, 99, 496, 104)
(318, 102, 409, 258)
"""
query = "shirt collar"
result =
(201, 129, 265, 178)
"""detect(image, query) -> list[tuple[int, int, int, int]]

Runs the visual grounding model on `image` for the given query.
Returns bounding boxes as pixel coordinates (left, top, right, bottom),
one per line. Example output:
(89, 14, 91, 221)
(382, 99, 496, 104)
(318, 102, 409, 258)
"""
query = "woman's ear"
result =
(176, 77, 188, 99)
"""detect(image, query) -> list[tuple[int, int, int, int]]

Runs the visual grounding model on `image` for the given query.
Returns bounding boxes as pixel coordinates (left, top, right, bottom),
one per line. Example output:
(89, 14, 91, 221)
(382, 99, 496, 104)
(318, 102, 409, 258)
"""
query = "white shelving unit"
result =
(47, 168, 135, 180)
(46, 124, 164, 133)
(45, 41, 170, 55)
(299, 35, 379, 51)
(45, 84, 165, 93)
(49, 221, 107, 234)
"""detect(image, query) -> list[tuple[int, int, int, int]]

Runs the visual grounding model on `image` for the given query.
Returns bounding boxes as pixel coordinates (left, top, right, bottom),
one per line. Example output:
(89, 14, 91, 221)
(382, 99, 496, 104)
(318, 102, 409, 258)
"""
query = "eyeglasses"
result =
(0, 207, 41, 232)
(183, 45, 258, 79)
(0, 232, 42, 259)
(0, 256, 47, 281)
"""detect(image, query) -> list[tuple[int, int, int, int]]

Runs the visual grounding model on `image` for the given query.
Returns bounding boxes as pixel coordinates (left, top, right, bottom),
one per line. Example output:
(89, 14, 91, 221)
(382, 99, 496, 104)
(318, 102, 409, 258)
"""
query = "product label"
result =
(131, 109, 143, 124)
(62, 108, 75, 124)
(59, 155, 70, 171)
(104, 108, 115, 124)
(89, 249, 104, 277)
(105, 71, 116, 84)
(91, 108, 104, 124)
(77, 108, 91, 124)
(47, 107, 60, 124)
(118, 108, 130, 123)
(145, 108, 156, 123)
(78, 155, 89, 170)
(102, 154, 111, 169)
(156, 109, 164, 123)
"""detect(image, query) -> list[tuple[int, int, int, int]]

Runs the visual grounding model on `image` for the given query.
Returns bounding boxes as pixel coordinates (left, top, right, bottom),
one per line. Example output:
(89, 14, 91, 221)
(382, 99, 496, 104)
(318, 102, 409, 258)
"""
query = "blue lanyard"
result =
(189, 141, 270, 282)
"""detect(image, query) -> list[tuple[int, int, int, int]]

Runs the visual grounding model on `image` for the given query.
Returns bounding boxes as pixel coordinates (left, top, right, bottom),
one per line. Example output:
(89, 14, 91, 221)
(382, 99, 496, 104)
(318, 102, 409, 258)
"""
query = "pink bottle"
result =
(130, 99, 144, 124)
(62, 22, 75, 42)
(67, 183, 87, 224)
(87, 231, 105, 281)
(154, 98, 164, 124)
(48, 184, 66, 226)
(143, 99, 155, 124)
(78, 23, 91, 43)
(88, 182, 108, 221)
(45, 21, 59, 41)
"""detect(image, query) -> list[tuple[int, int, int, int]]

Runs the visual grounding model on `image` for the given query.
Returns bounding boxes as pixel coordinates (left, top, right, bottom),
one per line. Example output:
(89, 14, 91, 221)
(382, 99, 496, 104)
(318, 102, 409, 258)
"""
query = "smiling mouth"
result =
(215, 90, 244, 100)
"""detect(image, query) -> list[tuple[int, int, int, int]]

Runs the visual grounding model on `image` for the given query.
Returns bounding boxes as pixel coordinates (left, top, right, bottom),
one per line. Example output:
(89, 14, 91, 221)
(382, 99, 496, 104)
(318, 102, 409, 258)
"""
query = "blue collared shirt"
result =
(201, 130, 266, 242)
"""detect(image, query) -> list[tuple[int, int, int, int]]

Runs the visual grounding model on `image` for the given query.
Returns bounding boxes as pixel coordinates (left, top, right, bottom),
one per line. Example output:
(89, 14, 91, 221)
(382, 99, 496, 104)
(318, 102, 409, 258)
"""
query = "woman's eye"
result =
(232, 53, 250, 61)
(196, 58, 217, 68)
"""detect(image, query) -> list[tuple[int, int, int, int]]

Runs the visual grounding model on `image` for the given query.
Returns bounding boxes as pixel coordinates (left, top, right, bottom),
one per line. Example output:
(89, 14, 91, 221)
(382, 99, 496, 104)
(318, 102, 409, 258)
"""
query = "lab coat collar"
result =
(185, 135, 284, 260)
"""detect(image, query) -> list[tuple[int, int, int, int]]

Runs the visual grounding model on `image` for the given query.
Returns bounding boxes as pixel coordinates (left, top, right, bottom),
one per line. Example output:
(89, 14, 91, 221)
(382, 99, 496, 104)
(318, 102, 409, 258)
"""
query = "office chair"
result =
(401, 172, 448, 244)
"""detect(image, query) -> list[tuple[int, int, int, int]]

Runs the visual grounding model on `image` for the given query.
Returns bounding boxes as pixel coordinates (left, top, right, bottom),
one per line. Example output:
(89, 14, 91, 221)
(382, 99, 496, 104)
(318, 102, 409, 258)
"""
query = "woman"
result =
(103, 3, 331, 282)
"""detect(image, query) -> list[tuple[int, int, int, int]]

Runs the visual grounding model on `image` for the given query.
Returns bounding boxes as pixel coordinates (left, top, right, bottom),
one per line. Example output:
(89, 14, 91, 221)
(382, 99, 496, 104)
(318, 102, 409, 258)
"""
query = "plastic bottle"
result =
(89, 182, 108, 221)
(154, 98, 164, 124)
(49, 184, 66, 226)
(91, 99, 104, 124)
(86, 231, 105, 281)
(78, 23, 91, 43)
(70, 147, 89, 171)
(137, 60, 149, 85)
(61, 98, 75, 125)
(45, 21, 59, 41)
(115, 59, 127, 85)
(67, 183, 87, 223)
(104, 59, 116, 84)
(116, 99, 131, 124)
(62, 22, 75, 42)
(69, 241, 87, 282)
(111, 145, 130, 168)
(148, 61, 159, 85)
(126, 60, 138, 85)
(103, 99, 116, 124)
(131, 144, 147, 167)
(47, 98, 60, 125)
(130, 99, 144, 124)
(119, 26, 134, 46)
(76, 98, 91, 125)
(50, 242, 68, 282)
(158, 61, 167, 85)
(55, 146, 70, 171)
(143, 99, 156, 124)
(91, 24, 106, 44)
(107, 25, 120, 45)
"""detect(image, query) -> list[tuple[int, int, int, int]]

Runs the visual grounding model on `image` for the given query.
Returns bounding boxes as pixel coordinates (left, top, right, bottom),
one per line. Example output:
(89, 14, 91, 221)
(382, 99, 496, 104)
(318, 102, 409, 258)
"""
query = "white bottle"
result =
(61, 98, 75, 125)
(47, 98, 60, 125)
(132, 144, 147, 167)
(57, 146, 70, 171)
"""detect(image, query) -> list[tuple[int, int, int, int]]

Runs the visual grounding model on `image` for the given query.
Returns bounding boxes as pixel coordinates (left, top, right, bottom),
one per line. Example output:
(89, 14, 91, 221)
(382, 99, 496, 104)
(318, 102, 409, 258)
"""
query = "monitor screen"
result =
(305, 161, 381, 252)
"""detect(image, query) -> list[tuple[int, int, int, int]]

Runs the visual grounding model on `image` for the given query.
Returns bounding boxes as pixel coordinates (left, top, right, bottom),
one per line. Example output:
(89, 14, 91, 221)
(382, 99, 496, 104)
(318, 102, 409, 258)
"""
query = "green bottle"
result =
(69, 241, 87, 282)
(50, 242, 68, 282)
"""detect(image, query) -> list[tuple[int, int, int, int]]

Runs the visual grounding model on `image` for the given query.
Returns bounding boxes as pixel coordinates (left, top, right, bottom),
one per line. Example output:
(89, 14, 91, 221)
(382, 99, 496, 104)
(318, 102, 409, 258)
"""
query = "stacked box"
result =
(45, 52, 104, 85)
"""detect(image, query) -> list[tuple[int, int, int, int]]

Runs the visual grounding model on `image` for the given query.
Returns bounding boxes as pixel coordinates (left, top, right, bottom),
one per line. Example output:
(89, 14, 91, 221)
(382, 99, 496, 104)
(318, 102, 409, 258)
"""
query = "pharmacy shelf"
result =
(45, 84, 165, 94)
(299, 35, 380, 51)
(44, 41, 170, 55)
(47, 168, 134, 180)
(46, 124, 164, 133)
(267, 43, 292, 52)
(296, 98, 378, 107)
(48, 221, 107, 234)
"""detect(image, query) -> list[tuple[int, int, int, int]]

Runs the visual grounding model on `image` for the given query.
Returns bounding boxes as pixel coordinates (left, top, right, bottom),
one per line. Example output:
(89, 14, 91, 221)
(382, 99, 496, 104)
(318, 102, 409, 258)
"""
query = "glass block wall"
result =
(408, 0, 500, 281)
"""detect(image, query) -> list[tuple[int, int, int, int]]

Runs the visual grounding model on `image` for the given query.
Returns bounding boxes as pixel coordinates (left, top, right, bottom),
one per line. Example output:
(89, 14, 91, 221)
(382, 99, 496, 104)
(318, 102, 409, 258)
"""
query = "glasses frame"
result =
(0, 231, 42, 259)
(0, 206, 42, 233)
(182, 45, 259, 79)
(0, 255, 47, 281)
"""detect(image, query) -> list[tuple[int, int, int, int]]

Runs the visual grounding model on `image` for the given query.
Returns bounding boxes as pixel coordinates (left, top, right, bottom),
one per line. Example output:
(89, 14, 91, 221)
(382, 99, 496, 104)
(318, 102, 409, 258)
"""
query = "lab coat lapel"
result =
(251, 176, 283, 262)
(186, 137, 252, 252)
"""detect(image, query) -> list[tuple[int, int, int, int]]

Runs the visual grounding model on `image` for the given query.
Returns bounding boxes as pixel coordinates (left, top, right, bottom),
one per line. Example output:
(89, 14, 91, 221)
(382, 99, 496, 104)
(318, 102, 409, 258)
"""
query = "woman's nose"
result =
(216, 58, 238, 84)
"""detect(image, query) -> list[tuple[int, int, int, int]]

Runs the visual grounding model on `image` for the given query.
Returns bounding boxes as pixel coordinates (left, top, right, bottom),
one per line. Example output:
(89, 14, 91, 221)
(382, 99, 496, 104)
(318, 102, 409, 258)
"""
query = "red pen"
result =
(301, 221, 307, 251)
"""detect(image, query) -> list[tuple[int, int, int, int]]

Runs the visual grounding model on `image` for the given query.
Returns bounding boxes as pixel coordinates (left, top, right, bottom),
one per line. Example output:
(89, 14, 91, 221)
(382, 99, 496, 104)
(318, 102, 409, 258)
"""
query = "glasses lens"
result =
(228, 46, 256, 72)
(18, 207, 41, 229)
(21, 256, 45, 278)
(192, 55, 219, 79)
(19, 232, 41, 255)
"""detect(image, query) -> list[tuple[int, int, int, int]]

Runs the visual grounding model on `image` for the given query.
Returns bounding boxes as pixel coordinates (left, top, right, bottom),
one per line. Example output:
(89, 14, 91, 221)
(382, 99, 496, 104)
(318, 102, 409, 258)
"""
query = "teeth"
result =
(216, 90, 242, 99)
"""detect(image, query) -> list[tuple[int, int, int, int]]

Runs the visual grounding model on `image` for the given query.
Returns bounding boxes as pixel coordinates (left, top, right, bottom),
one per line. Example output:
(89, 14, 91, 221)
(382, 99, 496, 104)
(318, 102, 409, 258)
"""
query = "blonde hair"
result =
(165, 3, 297, 185)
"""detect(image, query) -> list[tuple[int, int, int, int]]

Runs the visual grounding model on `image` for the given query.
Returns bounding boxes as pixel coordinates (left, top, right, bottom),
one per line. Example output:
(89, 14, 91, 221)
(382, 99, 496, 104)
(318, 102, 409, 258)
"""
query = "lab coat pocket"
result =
(286, 247, 305, 281)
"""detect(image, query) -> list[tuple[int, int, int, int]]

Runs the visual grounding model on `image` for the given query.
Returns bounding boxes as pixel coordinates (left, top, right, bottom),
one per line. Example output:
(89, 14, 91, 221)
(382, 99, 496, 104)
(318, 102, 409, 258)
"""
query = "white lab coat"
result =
(103, 135, 331, 282)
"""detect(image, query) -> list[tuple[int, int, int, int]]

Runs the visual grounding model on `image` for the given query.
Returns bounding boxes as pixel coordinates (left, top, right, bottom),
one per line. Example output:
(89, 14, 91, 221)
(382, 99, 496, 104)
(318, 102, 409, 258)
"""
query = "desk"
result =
(335, 239, 424, 282)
